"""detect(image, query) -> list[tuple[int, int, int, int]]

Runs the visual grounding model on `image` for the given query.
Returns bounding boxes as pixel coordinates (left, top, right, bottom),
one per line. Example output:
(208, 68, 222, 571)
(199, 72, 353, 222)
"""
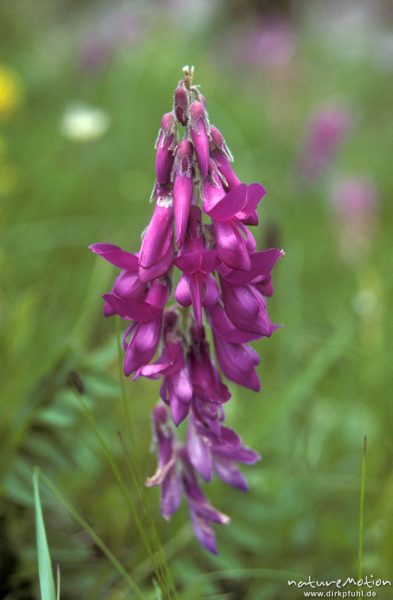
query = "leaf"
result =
(33, 468, 58, 600)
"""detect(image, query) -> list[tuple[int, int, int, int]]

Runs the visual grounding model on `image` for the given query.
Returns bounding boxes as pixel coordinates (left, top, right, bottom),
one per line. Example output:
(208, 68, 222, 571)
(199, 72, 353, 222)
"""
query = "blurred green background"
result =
(1, 0, 392, 598)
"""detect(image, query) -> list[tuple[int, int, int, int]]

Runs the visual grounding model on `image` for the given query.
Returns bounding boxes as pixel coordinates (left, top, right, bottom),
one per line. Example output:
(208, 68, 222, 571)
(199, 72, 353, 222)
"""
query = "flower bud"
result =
(173, 80, 189, 125)
(173, 139, 194, 247)
(155, 112, 177, 185)
(189, 100, 210, 178)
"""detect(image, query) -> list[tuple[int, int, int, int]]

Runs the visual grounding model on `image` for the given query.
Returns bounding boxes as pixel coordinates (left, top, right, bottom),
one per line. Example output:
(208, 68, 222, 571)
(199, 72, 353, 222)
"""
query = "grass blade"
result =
(33, 468, 57, 600)
(357, 435, 367, 579)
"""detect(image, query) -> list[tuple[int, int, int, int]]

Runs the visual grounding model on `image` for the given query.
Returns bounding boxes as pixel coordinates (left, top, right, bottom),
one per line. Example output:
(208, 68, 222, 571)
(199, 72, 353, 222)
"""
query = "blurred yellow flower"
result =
(0, 66, 23, 120)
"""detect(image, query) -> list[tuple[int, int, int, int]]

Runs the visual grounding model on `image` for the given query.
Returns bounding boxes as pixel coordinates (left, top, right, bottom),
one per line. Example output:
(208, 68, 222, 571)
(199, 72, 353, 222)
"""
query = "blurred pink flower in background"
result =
(224, 19, 296, 70)
(299, 104, 353, 182)
(79, 8, 143, 72)
(331, 177, 379, 264)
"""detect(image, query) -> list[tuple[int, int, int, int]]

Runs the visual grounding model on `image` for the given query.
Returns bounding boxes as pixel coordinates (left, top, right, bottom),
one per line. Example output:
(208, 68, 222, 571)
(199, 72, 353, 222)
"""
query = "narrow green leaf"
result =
(33, 467, 57, 600)
(357, 435, 367, 580)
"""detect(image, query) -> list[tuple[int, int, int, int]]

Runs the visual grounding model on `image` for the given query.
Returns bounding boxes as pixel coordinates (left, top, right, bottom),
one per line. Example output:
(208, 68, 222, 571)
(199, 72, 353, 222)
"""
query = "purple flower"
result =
(91, 68, 283, 554)
(331, 177, 379, 264)
(299, 104, 353, 181)
(224, 19, 296, 71)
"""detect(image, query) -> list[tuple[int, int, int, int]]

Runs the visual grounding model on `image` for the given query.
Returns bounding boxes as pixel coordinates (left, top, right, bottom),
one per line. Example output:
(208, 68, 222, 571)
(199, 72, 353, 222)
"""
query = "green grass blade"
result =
(56, 564, 61, 600)
(357, 435, 367, 580)
(39, 470, 146, 600)
(33, 468, 57, 600)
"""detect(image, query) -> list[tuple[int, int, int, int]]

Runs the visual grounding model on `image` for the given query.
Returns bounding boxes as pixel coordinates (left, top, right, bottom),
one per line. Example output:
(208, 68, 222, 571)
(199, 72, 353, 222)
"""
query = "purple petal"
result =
(212, 150, 241, 190)
(174, 80, 189, 125)
(190, 272, 205, 327)
(124, 316, 162, 376)
(213, 457, 249, 491)
(220, 281, 274, 337)
(102, 293, 159, 322)
(174, 175, 193, 248)
(214, 220, 251, 271)
(156, 112, 176, 185)
(161, 464, 182, 518)
(206, 302, 259, 344)
(187, 421, 213, 482)
(220, 248, 284, 285)
(174, 274, 192, 306)
(235, 183, 266, 220)
(139, 202, 174, 273)
(190, 101, 209, 177)
(203, 274, 220, 307)
(205, 183, 247, 221)
(138, 241, 173, 284)
(89, 243, 138, 271)
(189, 509, 218, 554)
(170, 395, 190, 426)
(213, 333, 260, 391)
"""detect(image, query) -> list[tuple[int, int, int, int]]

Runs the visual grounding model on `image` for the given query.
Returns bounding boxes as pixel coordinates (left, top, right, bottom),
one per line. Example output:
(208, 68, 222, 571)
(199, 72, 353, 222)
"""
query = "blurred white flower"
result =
(60, 104, 110, 142)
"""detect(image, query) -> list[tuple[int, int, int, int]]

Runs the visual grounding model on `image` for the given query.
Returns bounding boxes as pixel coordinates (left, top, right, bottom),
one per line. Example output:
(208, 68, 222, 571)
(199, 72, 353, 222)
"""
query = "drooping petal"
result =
(187, 420, 213, 482)
(214, 220, 251, 271)
(213, 332, 260, 391)
(89, 243, 138, 271)
(161, 464, 182, 518)
(213, 457, 249, 491)
(206, 302, 258, 343)
(205, 183, 247, 222)
(219, 248, 284, 285)
(170, 396, 190, 427)
(124, 315, 162, 376)
(235, 182, 266, 221)
(220, 281, 274, 337)
(102, 293, 159, 322)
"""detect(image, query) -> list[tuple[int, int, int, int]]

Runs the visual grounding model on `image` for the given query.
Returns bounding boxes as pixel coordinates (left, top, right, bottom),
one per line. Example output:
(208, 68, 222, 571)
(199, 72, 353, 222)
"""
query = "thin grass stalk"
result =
(118, 433, 178, 599)
(357, 435, 367, 580)
(73, 392, 166, 593)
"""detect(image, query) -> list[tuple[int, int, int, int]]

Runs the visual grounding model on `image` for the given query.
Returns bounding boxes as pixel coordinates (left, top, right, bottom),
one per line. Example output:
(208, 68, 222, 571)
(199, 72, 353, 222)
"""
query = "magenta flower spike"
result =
(90, 68, 283, 554)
